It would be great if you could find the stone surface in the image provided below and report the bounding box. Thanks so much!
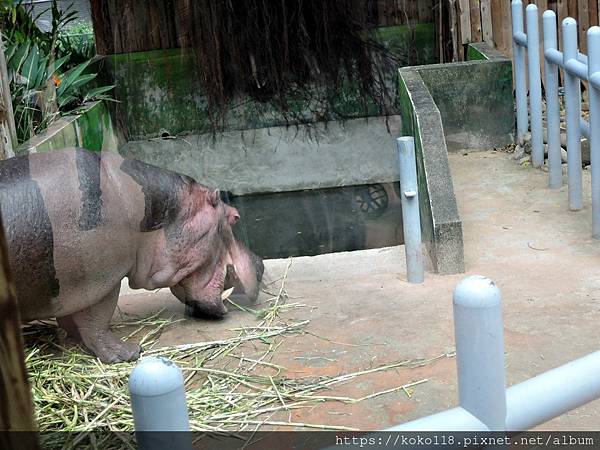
[398,69,464,275]
[118,150,600,431]
[121,116,403,195]
[415,59,514,152]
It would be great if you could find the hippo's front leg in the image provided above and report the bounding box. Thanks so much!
[56,286,141,363]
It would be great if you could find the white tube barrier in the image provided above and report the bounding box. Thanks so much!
[526,4,544,168]
[384,277,600,433]
[512,0,528,144]
[515,5,600,236]
[563,17,583,211]
[543,10,562,189]
[588,27,600,238]
[397,137,424,284]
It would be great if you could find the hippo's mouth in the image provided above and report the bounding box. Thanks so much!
[172,261,229,318]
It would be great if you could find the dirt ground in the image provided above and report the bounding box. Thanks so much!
[118,149,600,431]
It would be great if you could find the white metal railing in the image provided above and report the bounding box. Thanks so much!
[512,0,600,237]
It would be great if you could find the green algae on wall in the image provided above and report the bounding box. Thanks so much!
[101,24,435,140]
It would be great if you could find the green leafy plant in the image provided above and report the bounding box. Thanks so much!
[1,0,113,144]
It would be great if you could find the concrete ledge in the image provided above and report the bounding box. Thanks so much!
[398,70,464,275]
[120,115,402,195]
[396,42,513,275]
[17,101,119,155]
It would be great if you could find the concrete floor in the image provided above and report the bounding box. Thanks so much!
[118,150,600,431]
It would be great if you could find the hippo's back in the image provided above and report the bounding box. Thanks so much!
[0,153,61,309]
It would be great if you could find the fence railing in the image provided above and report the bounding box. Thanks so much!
[317,275,600,443]
[388,276,600,432]
[512,0,600,238]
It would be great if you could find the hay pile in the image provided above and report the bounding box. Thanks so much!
[23,270,447,449]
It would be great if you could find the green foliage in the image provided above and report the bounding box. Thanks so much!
[1,0,112,144]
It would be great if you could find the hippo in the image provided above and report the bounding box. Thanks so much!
[0,148,264,363]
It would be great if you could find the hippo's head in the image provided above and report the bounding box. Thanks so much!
[166,187,264,318]
[122,157,263,317]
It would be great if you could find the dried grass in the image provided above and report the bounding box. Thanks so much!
[24,262,451,449]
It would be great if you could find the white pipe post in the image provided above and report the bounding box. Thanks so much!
[453,276,507,430]
[512,0,529,144]
[544,11,562,188]
[588,27,600,238]
[397,137,424,284]
[563,17,583,210]
[129,356,193,450]
[526,4,544,168]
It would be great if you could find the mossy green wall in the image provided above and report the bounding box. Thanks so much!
[99,24,436,140]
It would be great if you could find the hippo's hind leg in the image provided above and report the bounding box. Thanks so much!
[56,286,141,363]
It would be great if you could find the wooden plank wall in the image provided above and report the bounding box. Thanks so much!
[456,0,600,59]
[90,0,436,55]
[376,0,434,25]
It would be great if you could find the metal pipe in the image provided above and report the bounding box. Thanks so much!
[563,17,583,210]
[397,137,424,284]
[388,351,600,433]
[387,407,489,432]
[512,0,528,144]
[544,47,563,66]
[544,11,562,188]
[348,277,600,437]
[591,72,600,90]
[514,31,528,47]
[564,58,589,81]
[589,26,600,238]
[505,351,600,430]
[580,117,590,139]
[453,275,507,430]
[129,356,192,450]
[544,49,589,70]
[526,4,544,167]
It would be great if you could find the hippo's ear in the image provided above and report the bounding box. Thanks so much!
[208,188,220,207]
[225,204,240,226]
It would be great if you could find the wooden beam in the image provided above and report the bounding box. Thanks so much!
[589,0,599,26]
[458,0,471,43]
[480,0,493,43]
[498,0,513,56]
[0,217,39,448]
[578,0,589,53]
[449,0,459,61]
[557,0,568,50]
[437,0,445,61]
[469,0,482,42]
[567,0,577,17]
[490,0,506,52]
[417,0,434,23]
[89,0,113,55]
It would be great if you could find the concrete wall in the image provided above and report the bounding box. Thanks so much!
[17,101,118,154]
[120,116,402,195]
[99,24,436,141]
[414,43,514,152]
[398,69,464,275]
[396,42,514,275]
